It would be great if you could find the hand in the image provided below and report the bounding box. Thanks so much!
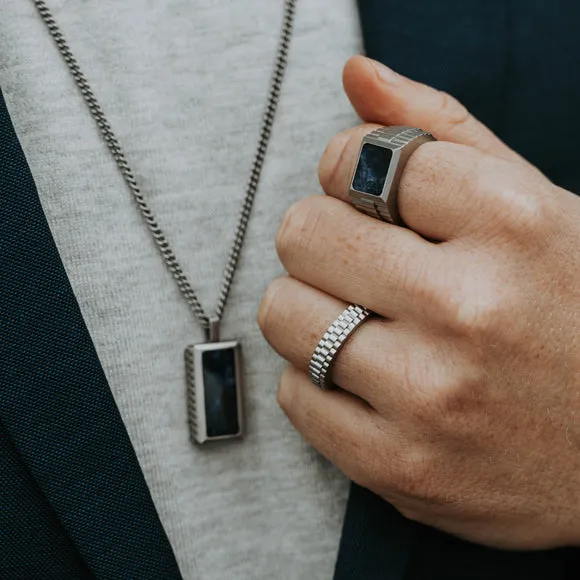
[258,55,580,550]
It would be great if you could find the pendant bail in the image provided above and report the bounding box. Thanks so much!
[208,316,221,342]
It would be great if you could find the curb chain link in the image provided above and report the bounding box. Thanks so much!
[33,0,297,331]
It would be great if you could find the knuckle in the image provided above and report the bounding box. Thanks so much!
[275,197,324,267]
[446,288,503,339]
[318,129,355,193]
[437,90,471,129]
[276,371,295,414]
[276,202,300,263]
[474,164,556,240]
[497,183,551,236]
[257,277,287,336]
[431,266,506,341]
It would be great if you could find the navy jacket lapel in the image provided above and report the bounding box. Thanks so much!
[0,419,92,578]
[0,88,182,579]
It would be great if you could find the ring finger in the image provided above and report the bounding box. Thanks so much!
[258,275,433,414]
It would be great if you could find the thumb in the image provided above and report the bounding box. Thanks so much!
[343,55,525,165]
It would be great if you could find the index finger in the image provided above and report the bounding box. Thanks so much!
[319,124,544,243]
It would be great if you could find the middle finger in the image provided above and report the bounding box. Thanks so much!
[276,194,439,320]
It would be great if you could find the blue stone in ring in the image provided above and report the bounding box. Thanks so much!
[352,143,393,196]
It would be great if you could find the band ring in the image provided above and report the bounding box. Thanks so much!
[308,304,371,390]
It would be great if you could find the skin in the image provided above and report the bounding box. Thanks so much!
[257,55,580,550]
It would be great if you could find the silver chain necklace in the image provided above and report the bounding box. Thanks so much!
[34,0,297,444]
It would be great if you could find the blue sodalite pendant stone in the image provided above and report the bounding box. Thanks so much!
[352,143,393,196]
[185,341,243,444]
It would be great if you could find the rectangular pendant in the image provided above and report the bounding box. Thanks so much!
[185,341,244,444]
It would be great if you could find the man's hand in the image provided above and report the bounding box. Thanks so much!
[258,56,580,549]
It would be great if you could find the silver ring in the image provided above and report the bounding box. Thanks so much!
[349,126,436,224]
[308,304,371,390]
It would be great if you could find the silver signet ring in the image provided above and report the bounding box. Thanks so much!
[349,126,436,225]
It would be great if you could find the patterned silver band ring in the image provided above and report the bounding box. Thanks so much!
[308,304,372,390]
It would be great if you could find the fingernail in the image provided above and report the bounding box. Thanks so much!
[370,58,400,85]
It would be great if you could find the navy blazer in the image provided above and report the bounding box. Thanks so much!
[1,1,580,578]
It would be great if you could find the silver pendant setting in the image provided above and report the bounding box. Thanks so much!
[185,338,244,445]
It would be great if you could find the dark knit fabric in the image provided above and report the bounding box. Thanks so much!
[0,88,182,579]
